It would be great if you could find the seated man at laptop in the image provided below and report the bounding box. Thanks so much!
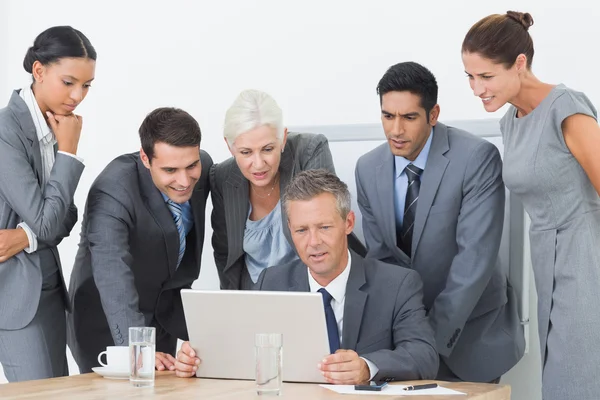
[175,169,438,383]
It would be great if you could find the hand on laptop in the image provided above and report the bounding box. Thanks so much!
[155,351,177,371]
[175,341,201,378]
[317,349,370,384]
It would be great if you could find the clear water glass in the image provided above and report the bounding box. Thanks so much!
[129,327,156,387]
[255,333,283,396]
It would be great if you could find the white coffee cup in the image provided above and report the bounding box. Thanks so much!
[98,346,129,371]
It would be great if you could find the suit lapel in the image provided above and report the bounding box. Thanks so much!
[137,156,179,276]
[288,262,310,292]
[412,123,450,255]
[8,90,43,185]
[223,164,249,272]
[278,144,295,245]
[342,252,368,350]
[190,175,207,268]
[375,147,411,265]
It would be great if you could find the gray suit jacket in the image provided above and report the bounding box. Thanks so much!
[67,151,212,372]
[210,133,336,290]
[0,90,83,330]
[355,123,525,382]
[255,251,439,381]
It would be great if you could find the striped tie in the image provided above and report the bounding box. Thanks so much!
[399,164,423,257]
[166,199,186,268]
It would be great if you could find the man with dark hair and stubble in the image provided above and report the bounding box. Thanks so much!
[355,62,525,383]
[67,107,213,373]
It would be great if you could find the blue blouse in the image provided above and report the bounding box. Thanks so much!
[243,201,298,283]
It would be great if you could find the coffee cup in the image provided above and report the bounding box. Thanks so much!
[98,346,129,371]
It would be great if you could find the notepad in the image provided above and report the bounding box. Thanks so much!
[320,384,467,396]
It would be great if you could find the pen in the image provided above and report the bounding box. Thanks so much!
[403,383,438,391]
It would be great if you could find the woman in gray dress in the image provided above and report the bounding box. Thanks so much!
[462,11,600,400]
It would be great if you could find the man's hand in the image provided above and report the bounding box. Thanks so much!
[175,341,201,378]
[0,228,29,262]
[155,351,177,371]
[318,349,370,384]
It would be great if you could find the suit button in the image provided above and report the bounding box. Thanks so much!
[116,334,122,339]
[447,342,452,348]
[117,338,124,345]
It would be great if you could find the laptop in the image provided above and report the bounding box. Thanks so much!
[181,289,330,383]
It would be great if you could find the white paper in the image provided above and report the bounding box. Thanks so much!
[320,384,467,396]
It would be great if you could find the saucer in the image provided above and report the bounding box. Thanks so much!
[92,366,129,379]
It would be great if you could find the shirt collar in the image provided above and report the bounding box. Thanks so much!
[161,192,177,204]
[19,85,53,144]
[160,191,192,209]
[307,250,351,303]
[394,127,434,179]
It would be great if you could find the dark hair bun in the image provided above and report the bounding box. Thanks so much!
[23,46,37,73]
[506,11,534,31]
[21,26,97,75]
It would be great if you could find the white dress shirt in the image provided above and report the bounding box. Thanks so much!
[307,251,380,379]
[16,85,84,252]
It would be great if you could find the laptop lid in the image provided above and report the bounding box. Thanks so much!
[181,289,330,383]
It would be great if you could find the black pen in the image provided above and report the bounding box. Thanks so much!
[403,383,438,391]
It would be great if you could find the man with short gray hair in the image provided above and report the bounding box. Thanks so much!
[175,169,438,383]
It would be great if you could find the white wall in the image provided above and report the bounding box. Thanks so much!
[1,1,599,397]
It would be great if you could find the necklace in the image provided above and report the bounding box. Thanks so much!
[251,174,279,199]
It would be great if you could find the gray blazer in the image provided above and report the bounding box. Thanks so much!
[210,132,336,290]
[355,123,525,382]
[255,250,439,381]
[67,151,212,372]
[0,90,83,330]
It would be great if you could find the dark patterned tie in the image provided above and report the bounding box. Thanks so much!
[318,288,340,354]
[166,199,186,268]
[399,164,423,257]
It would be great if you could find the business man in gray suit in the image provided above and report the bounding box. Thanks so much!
[355,62,525,383]
[68,107,212,373]
[175,169,438,382]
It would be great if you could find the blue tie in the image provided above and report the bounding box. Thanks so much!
[166,199,186,268]
[318,288,340,354]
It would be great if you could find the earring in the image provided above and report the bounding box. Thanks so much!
[281,149,284,153]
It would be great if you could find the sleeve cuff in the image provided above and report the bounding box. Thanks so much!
[57,150,84,164]
[360,357,379,381]
[17,222,38,253]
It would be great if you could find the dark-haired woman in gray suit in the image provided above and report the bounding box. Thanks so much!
[0,26,96,382]
[210,89,365,290]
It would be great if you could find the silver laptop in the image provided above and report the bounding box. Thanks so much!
[181,289,330,383]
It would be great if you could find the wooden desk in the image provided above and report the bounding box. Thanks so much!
[0,372,510,399]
